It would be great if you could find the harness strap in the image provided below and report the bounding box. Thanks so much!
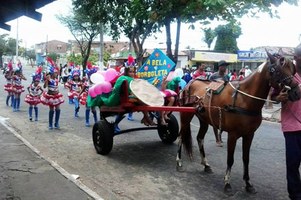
[207,90,222,135]
[224,105,261,116]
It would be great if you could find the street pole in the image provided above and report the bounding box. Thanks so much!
[16,18,19,60]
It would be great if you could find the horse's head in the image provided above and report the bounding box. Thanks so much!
[267,51,301,101]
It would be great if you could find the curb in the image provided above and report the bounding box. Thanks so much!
[0,116,104,200]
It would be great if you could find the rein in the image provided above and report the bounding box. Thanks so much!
[228,82,278,103]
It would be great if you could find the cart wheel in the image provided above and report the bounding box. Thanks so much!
[157,114,179,144]
[92,120,114,155]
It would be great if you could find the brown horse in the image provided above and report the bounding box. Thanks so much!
[176,52,301,194]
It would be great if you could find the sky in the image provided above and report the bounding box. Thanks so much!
[1,0,301,50]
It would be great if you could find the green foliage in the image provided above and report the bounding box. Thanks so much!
[47,52,60,63]
[202,28,216,49]
[0,34,18,68]
[25,49,36,61]
[57,2,102,73]
[214,22,242,53]
[66,53,82,66]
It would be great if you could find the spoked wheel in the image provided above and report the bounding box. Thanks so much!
[157,114,179,144]
[92,120,114,155]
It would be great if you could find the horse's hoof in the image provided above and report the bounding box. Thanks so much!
[224,183,234,196]
[204,166,213,173]
[176,165,184,172]
[245,185,257,194]
[216,142,223,147]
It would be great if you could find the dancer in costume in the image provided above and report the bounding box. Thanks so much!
[65,67,82,117]
[11,65,27,112]
[80,64,98,127]
[40,57,64,129]
[25,73,43,121]
[4,59,14,106]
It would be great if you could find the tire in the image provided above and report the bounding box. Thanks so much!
[158,114,179,144]
[92,120,114,155]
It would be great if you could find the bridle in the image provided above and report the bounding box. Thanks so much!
[228,56,296,104]
[268,56,295,88]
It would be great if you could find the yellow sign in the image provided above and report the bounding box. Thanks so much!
[193,52,237,62]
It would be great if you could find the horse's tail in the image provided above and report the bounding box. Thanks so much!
[180,113,193,157]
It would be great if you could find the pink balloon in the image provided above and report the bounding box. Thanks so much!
[101,81,112,93]
[94,83,103,95]
[105,68,118,82]
[88,85,97,98]
[98,70,106,77]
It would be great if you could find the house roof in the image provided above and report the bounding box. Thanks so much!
[0,0,55,31]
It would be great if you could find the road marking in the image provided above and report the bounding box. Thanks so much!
[0,115,104,200]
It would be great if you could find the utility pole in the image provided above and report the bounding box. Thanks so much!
[16,19,19,60]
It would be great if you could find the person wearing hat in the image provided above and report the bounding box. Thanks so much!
[11,66,27,112]
[271,43,301,200]
[65,68,83,117]
[41,57,65,129]
[209,60,230,82]
[208,60,230,147]
[24,73,43,121]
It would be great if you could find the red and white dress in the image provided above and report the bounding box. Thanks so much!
[25,84,42,106]
[4,76,13,92]
[79,81,90,105]
[65,80,82,99]
[40,78,64,106]
[11,75,25,94]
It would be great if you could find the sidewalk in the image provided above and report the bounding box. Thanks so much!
[0,117,102,200]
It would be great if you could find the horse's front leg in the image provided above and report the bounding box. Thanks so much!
[224,133,238,195]
[196,121,212,173]
[242,133,257,194]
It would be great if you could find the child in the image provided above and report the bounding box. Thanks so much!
[80,66,98,127]
[238,71,245,81]
[24,74,43,121]
[40,57,64,129]
[11,65,27,112]
[4,59,14,106]
[160,76,178,125]
[65,67,83,117]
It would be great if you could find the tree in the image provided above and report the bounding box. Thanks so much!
[214,22,242,53]
[202,28,216,50]
[0,34,17,68]
[150,0,298,63]
[25,49,36,67]
[71,0,157,67]
[57,2,102,75]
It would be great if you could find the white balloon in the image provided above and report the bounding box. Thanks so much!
[174,68,184,78]
[90,73,104,84]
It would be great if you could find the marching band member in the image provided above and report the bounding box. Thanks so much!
[65,67,83,117]
[80,64,98,127]
[24,73,43,121]
[11,64,26,112]
[4,59,14,107]
[41,57,64,129]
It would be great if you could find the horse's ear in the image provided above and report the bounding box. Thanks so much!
[266,49,276,63]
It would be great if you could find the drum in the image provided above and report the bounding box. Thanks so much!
[130,79,164,106]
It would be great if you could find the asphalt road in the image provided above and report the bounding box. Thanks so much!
[0,65,290,200]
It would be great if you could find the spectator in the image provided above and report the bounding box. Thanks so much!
[271,43,301,200]
[244,66,252,77]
